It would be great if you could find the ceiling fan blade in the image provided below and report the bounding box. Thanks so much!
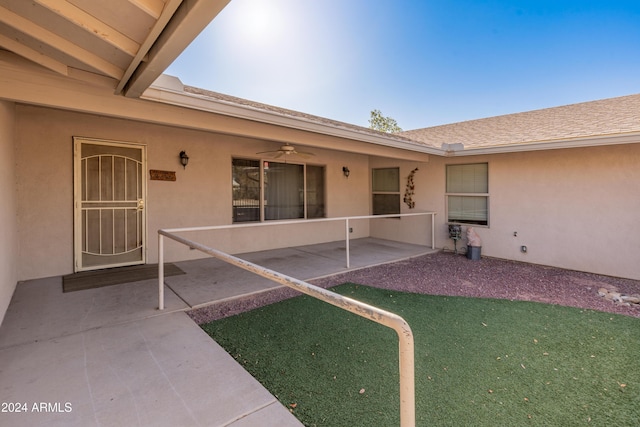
[257,144,315,159]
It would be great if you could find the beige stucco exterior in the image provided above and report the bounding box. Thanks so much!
[424,145,640,279]
[13,104,435,283]
[2,51,639,327]
[12,100,640,286]
[0,100,17,323]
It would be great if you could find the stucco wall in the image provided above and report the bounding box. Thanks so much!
[14,105,378,280]
[426,144,640,279]
[0,100,17,324]
[368,157,433,247]
[14,104,640,282]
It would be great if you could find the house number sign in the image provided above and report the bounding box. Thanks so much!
[149,170,176,181]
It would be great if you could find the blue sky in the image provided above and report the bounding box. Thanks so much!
[166,0,640,130]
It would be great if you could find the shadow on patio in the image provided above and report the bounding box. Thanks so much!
[0,238,435,426]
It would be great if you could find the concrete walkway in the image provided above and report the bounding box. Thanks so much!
[0,238,435,426]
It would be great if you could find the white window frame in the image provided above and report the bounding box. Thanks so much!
[445,163,489,226]
[372,167,401,215]
[232,158,325,223]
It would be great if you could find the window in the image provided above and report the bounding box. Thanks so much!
[232,159,260,222]
[372,167,400,215]
[306,165,325,219]
[446,163,489,225]
[264,162,304,220]
[232,158,325,222]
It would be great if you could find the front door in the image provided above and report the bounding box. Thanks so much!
[74,137,146,272]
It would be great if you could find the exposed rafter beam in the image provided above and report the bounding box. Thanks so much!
[115,0,183,95]
[0,33,68,75]
[35,0,140,57]
[0,4,124,80]
[123,0,231,98]
[129,0,165,19]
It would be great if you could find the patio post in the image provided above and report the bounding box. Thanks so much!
[431,212,435,249]
[345,218,351,268]
[158,234,164,310]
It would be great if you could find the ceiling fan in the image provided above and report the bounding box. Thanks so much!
[256,143,315,159]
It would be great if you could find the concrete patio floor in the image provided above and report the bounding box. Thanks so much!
[0,238,435,427]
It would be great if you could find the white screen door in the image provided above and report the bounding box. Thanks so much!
[74,137,146,272]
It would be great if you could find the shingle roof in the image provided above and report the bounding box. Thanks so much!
[182,85,418,143]
[180,81,640,155]
[400,93,640,150]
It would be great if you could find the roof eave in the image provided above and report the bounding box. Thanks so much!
[446,132,640,156]
[141,77,443,156]
[141,77,640,158]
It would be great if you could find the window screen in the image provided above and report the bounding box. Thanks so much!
[372,167,400,215]
[446,163,489,225]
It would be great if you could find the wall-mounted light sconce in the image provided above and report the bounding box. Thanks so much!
[342,166,350,178]
[179,151,189,169]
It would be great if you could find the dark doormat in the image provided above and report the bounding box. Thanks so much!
[62,263,185,293]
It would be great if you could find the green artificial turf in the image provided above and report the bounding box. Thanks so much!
[201,284,640,426]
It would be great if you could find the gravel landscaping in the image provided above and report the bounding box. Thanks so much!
[188,251,640,323]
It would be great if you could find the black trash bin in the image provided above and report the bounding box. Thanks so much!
[466,246,481,260]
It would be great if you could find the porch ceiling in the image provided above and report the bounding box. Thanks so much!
[0,0,229,97]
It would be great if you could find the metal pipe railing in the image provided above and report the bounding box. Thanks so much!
[158,229,416,427]
[161,211,436,269]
